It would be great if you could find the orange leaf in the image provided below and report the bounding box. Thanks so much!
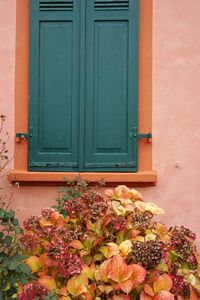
[38,275,57,290]
[82,264,95,280]
[112,295,131,300]
[140,291,154,300]
[67,274,88,297]
[153,274,173,293]
[107,256,133,283]
[100,243,119,258]
[93,236,104,247]
[116,279,135,294]
[102,214,114,229]
[153,291,174,300]
[99,258,111,281]
[144,284,155,297]
[69,240,84,249]
[130,264,146,288]
[98,284,114,294]
[60,286,68,296]
[126,229,140,240]
[25,256,42,273]
[189,286,199,300]
[39,218,53,227]
[105,189,114,198]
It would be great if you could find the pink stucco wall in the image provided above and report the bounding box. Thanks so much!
[0,1,200,242]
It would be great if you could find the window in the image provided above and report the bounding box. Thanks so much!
[28,0,139,172]
[9,0,156,184]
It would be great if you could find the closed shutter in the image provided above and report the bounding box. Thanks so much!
[28,0,80,171]
[84,0,138,171]
[28,0,138,172]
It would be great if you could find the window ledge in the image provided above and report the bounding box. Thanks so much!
[8,170,157,186]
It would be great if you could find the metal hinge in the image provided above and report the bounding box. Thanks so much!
[129,127,152,142]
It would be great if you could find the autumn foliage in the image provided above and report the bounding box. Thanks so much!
[19,185,200,300]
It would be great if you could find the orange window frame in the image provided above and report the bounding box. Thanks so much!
[8,0,156,185]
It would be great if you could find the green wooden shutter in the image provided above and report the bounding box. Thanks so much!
[28,0,80,171]
[29,0,138,172]
[84,0,139,172]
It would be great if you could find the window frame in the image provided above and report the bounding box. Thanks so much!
[8,0,156,185]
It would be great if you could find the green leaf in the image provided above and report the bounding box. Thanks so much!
[8,260,19,270]
[3,235,13,245]
[0,209,5,218]
[20,263,32,275]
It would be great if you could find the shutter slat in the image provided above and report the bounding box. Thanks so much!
[39,0,73,11]
[95,0,129,10]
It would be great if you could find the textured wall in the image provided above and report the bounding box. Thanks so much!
[0,0,200,243]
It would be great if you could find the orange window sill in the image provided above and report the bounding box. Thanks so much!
[8,170,157,186]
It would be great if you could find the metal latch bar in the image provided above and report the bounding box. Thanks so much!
[130,127,152,142]
[16,132,32,143]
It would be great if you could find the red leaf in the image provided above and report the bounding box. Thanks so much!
[112,295,131,300]
[93,236,104,247]
[140,291,154,300]
[130,264,146,288]
[153,291,174,300]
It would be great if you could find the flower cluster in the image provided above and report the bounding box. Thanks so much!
[18,282,48,300]
[20,233,39,251]
[59,253,84,277]
[131,240,163,269]
[65,191,108,221]
[19,185,200,300]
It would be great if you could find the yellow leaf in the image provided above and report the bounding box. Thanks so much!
[153,274,173,293]
[100,243,119,258]
[119,240,133,256]
[38,275,57,290]
[112,201,126,216]
[98,284,113,294]
[145,233,157,241]
[25,256,42,273]
[69,240,84,249]
[67,274,88,297]
[134,201,165,215]
[39,217,53,227]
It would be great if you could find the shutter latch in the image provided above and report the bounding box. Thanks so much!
[16,131,33,143]
[129,127,152,142]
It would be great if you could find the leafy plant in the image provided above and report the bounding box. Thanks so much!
[0,208,33,299]
[19,184,200,299]
[0,115,32,299]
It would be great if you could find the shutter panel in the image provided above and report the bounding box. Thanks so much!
[84,0,138,172]
[28,0,80,171]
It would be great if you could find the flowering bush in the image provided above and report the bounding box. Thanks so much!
[19,185,200,300]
